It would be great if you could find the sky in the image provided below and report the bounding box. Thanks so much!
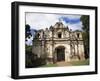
[26,12,82,31]
[25,12,82,45]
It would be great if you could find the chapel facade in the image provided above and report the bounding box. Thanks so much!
[32,22,85,64]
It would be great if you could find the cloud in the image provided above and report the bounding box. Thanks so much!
[59,17,80,24]
[25,37,33,45]
[68,22,82,30]
[26,13,59,30]
[26,13,82,31]
[58,15,82,30]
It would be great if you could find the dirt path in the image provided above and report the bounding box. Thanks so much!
[57,61,72,66]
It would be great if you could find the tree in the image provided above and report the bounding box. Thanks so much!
[25,24,32,40]
[80,15,89,59]
[25,24,33,67]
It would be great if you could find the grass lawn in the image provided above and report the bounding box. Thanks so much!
[69,59,89,66]
[41,59,89,67]
[41,63,58,67]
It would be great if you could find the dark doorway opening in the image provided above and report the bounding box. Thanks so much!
[56,46,65,61]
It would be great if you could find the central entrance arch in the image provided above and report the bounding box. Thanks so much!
[55,46,65,61]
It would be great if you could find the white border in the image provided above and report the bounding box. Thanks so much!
[19,5,95,76]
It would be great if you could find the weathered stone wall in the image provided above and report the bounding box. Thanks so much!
[32,22,85,63]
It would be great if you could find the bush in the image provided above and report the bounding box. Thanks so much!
[25,51,46,68]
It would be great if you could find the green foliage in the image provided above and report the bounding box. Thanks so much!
[25,45,32,52]
[80,15,89,59]
[25,45,46,68]
[80,15,89,32]
[25,24,32,41]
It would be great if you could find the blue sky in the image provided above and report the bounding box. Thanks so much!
[26,13,82,31]
[59,16,80,24]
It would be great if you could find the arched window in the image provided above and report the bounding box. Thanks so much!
[58,33,62,38]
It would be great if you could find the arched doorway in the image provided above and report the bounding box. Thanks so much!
[55,46,65,61]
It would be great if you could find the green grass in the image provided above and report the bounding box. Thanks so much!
[69,59,89,66]
[41,63,58,67]
[40,59,89,67]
